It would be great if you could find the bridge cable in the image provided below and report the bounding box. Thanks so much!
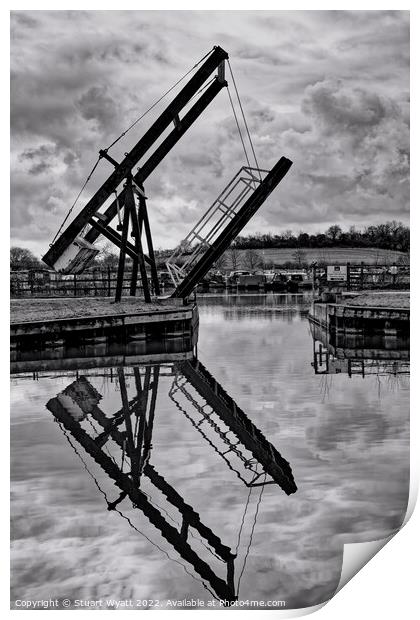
[235,484,253,555]
[104,47,214,152]
[50,156,101,246]
[227,86,252,171]
[236,473,267,594]
[227,60,262,181]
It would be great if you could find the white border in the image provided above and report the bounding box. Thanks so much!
[3,3,417,619]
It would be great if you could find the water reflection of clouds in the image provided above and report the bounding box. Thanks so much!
[196,303,409,605]
[10,302,409,608]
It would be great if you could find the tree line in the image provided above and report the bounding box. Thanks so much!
[232,222,409,253]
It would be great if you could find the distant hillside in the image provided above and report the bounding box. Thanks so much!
[229,247,408,269]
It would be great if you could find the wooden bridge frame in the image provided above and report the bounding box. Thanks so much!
[42,45,292,303]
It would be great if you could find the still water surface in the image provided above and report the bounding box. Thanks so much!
[10,294,409,609]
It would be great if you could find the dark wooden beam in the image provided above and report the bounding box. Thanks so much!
[99,149,120,168]
[114,198,130,302]
[126,177,151,302]
[137,187,160,296]
[88,218,152,265]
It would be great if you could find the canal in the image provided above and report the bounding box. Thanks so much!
[10,293,409,609]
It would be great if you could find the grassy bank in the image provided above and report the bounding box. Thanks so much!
[345,291,410,309]
[227,247,408,269]
[10,297,181,324]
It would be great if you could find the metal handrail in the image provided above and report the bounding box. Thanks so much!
[166,167,268,286]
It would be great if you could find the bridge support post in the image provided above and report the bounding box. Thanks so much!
[135,184,161,296]
[126,176,151,302]
[114,192,131,302]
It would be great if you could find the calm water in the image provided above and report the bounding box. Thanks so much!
[10,294,410,610]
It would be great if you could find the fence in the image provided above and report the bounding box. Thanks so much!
[10,268,171,298]
[10,262,410,298]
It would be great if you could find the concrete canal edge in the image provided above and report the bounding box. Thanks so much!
[11,302,199,347]
[309,299,409,336]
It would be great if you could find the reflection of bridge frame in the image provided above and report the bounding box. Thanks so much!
[46,358,296,603]
[309,320,409,377]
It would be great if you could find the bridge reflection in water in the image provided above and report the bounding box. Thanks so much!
[41,351,296,605]
[309,319,409,378]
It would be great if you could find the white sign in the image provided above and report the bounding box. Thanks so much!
[327,265,347,282]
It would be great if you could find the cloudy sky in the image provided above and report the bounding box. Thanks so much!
[10,10,409,259]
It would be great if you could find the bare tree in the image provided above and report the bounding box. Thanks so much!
[10,247,43,270]
[243,249,263,270]
[99,241,119,267]
[292,248,308,267]
[227,246,240,270]
[213,253,228,271]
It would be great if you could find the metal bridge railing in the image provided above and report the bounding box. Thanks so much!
[166,166,269,287]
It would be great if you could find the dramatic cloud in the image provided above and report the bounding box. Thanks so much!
[10,10,409,258]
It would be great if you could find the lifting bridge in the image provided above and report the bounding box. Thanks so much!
[42,46,292,301]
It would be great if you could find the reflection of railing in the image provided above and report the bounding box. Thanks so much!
[173,358,296,494]
[310,320,410,377]
[170,372,266,487]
